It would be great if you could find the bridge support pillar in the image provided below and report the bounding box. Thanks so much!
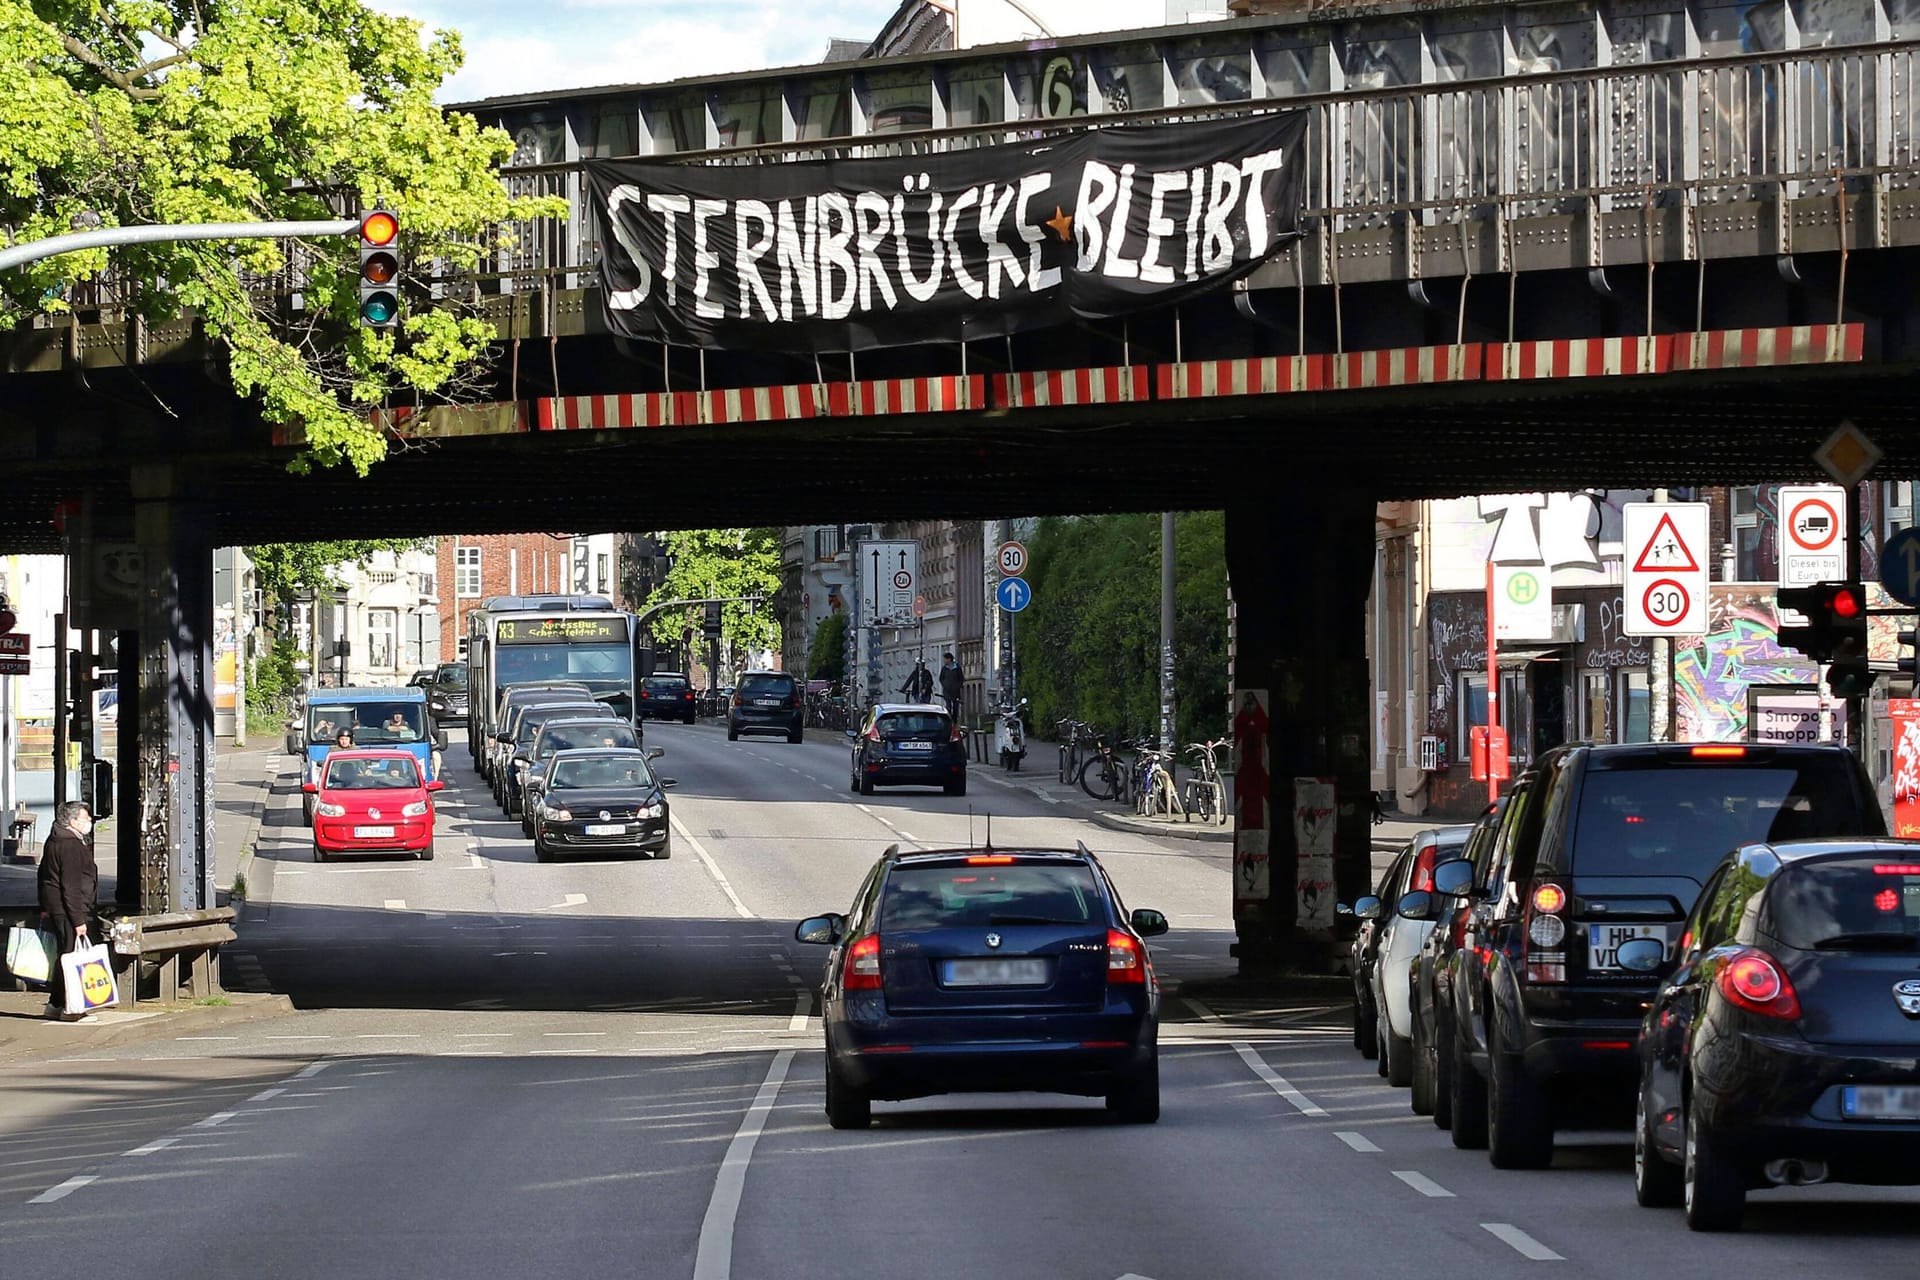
[131,467,216,914]
[1226,488,1375,975]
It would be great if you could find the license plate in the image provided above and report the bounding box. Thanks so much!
[895,741,934,751]
[352,825,395,839]
[942,958,1050,987]
[1588,923,1666,972]
[755,699,781,707]
[585,824,625,836]
[1842,1086,1920,1120]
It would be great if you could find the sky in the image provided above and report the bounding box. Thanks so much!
[374,1,1187,104]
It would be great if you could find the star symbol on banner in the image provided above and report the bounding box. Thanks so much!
[1046,206,1074,242]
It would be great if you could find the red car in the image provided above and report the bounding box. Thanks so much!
[303,748,443,862]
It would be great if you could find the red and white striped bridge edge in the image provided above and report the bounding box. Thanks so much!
[535,376,986,429]
[1485,335,1672,381]
[1484,324,1865,380]
[993,366,1149,408]
[1155,346,1482,399]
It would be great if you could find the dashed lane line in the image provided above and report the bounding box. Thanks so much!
[28,1175,96,1204]
[1334,1131,1381,1153]
[1481,1224,1564,1262]
[788,991,812,1033]
[693,1049,795,1280]
[1232,1043,1330,1117]
[1392,1170,1455,1198]
[672,813,754,919]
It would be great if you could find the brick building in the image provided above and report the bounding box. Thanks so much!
[435,533,622,663]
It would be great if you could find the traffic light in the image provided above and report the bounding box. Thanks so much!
[703,601,723,643]
[1900,629,1919,682]
[357,208,401,329]
[1820,583,1873,698]
[1776,584,1846,662]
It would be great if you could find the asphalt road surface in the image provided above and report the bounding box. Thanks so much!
[2,724,1916,1278]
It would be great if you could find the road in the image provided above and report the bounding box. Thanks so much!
[1,723,1916,1278]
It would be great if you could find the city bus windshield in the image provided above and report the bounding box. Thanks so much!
[495,643,630,688]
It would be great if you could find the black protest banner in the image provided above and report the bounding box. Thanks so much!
[586,112,1308,353]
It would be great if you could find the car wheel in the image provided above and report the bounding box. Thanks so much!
[1487,1024,1554,1170]
[1683,1090,1746,1231]
[1449,1023,1489,1149]
[849,768,860,793]
[533,839,551,864]
[1431,1015,1454,1131]
[417,846,435,861]
[302,793,316,825]
[1353,983,1377,1057]
[788,729,803,744]
[1375,1017,1390,1078]
[653,834,671,860]
[1105,1053,1160,1124]
[1385,1025,1414,1089]
[312,844,326,863]
[944,778,967,796]
[859,773,874,796]
[1410,1018,1434,1116]
[1635,1083,1684,1208]
[727,727,739,741]
[825,1059,871,1130]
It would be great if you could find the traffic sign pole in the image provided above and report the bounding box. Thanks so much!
[1485,560,1500,803]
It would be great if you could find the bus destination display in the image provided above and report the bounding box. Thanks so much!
[498,617,629,644]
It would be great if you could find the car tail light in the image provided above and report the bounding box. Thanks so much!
[731,694,742,708]
[1411,842,1439,893]
[1716,948,1801,1020]
[1874,864,1920,875]
[843,935,882,991]
[1523,879,1568,983]
[1691,745,1746,758]
[865,724,883,743]
[967,855,1013,865]
[402,801,429,818]
[950,723,964,743]
[1107,929,1147,984]
[640,691,650,699]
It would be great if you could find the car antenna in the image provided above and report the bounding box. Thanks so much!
[984,811,992,852]
[968,806,975,849]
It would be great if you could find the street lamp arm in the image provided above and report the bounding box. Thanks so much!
[634,595,767,631]
[0,218,361,273]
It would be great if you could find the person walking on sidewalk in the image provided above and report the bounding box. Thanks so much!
[938,653,964,721]
[900,659,933,704]
[37,802,98,1022]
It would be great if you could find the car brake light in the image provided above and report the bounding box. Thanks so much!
[865,724,883,742]
[1523,880,1568,983]
[950,724,964,743]
[1412,842,1439,893]
[1716,948,1801,1019]
[1874,865,1920,875]
[1107,929,1147,984]
[843,935,882,991]
[1691,745,1746,758]
[967,856,1014,865]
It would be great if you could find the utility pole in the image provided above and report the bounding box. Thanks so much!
[1160,512,1177,753]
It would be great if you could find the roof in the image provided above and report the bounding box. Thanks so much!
[1562,741,1854,768]
[875,702,949,713]
[892,843,1094,864]
[1755,838,1920,863]
[322,748,417,761]
[549,746,651,757]
[310,686,424,702]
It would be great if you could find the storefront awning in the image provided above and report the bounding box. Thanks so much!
[1496,648,1564,670]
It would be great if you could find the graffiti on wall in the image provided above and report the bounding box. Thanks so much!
[1427,592,1486,738]
[1674,588,1817,742]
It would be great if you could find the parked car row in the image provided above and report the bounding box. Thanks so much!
[1347,741,1920,1232]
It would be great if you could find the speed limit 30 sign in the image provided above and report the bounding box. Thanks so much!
[996,540,1029,577]
[1622,503,1708,636]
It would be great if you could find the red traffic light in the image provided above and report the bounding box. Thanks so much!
[360,210,399,247]
[1829,587,1862,619]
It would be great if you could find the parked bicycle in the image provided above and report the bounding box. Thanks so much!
[1077,732,1137,803]
[1057,718,1096,785]
[1134,742,1183,819]
[1181,739,1229,825]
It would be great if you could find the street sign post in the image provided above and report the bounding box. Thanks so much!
[1623,502,1710,636]
[996,577,1031,613]
[996,540,1029,577]
[1491,565,1553,640]
[858,539,919,624]
[1882,526,1920,609]
[0,633,29,676]
[1779,484,1847,586]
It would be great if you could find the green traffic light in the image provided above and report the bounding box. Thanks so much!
[360,291,398,326]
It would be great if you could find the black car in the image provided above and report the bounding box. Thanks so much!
[1421,742,1884,1169]
[1408,799,1505,1130]
[496,701,610,817]
[519,717,645,836]
[531,748,674,862]
[480,682,593,779]
[639,672,697,723]
[1342,843,1414,1064]
[728,670,802,743]
[427,662,468,727]
[849,703,967,796]
[1635,839,1920,1230]
[796,843,1167,1129]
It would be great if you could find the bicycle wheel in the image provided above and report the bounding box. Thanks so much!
[1059,744,1072,785]
[1079,756,1118,801]
[1153,769,1182,818]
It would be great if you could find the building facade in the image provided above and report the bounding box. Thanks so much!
[435,533,621,664]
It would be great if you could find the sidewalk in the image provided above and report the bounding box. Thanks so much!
[0,739,294,1061]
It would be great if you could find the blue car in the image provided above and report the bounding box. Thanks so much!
[796,843,1168,1129]
[290,686,442,824]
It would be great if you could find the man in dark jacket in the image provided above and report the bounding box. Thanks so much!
[900,660,933,704]
[37,802,97,1020]
[938,653,964,720]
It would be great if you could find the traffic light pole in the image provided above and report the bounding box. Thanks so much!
[0,219,361,273]
[1847,483,1864,763]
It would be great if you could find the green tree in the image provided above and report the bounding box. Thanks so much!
[650,528,783,659]
[1022,512,1229,749]
[0,0,565,473]
[808,611,848,682]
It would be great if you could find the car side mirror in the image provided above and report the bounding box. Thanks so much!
[846,728,858,739]
[1397,890,1437,921]
[425,779,445,792]
[1353,895,1382,920]
[1432,859,1476,898]
[435,730,448,750]
[1615,937,1668,973]
[1129,908,1169,938]
[795,914,845,945]
[646,747,665,760]
[301,782,318,794]
[660,778,678,789]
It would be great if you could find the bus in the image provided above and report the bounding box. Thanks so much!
[464,596,650,763]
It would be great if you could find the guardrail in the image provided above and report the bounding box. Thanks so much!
[104,906,236,1007]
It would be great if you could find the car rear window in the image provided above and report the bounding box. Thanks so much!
[1571,760,1866,881]
[645,676,689,693]
[881,862,1102,930]
[878,712,950,735]
[1766,857,1920,950]
[739,674,794,696]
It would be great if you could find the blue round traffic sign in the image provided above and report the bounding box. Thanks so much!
[996,576,1031,613]
[1882,525,1920,608]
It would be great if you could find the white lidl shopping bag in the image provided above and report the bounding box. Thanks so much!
[60,942,119,1014]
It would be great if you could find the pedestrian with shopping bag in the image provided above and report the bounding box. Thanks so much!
[38,802,100,1022]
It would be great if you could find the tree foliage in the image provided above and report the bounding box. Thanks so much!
[0,0,565,473]
[808,610,848,682]
[249,538,420,604]
[1021,512,1230,749]
[649,528,783,655]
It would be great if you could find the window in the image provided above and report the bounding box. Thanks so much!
[1617,669,1652,742]
[1731,485,1764,581]
[813,526,844,561]
[368,610,397,670]
[455,547,482,598]
[596,553,610,595]
[1458,672,1488,761]
[1578,672,1608,742]
[456,635,469,661]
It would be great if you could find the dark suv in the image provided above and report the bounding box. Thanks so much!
[1417,742,1883,1170]
[427,662,468,727]
[639,672,696,723]
[727,670,802,743]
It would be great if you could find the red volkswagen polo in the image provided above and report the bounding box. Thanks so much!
[304,748,442,862]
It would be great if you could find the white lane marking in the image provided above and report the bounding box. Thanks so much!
[1184,997,1224,1023]
[672,813,754,919]
[693,1049,795,1280]
[534,893,590,911]
[1232,1043,1329,1117]
[192,1111,238,1129]
[1392,1170,1455,1198]
[175,1036,239,1042]
[292,1061,333,1080]
[1335,1131,1381,1153]
[788,991,812,1032]
[354,1034,419,1040]
[249,1088,286,1103]
[28,1175,96,1204]
[384,899,407,910]
[542,1032,607,1038]
[123,1137,180,1157]
[265,1035,331,1041]
[1481,1224,1564,1261]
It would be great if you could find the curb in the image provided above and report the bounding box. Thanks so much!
[225,753,284,905]
[0,992,297,1064]
[970,765,1236,845]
